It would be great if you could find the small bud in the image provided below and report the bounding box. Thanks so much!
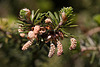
[57,40,63,56]
[22,39,33,50]
[47,35,52,40]
[45,35,52,43]
[18,26,25,37]
[27,31,35,39]
[18,26,23,32]
[45,18,52,23]
[39,27,46,35]
[69,38,77,50]
[20,8,31,19]
[18,29,23,32]
[55,34,59,39]
[61,12,67,22]
[34,25,40,34]
[48,43,55,58]
[20,33,25,37]
[45,26,51,30]
[58,32,64,40]
[39,30,45,35]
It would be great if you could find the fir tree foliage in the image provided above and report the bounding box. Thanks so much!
[17,7,78,57]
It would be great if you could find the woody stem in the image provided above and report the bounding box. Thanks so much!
[54,21,63,31]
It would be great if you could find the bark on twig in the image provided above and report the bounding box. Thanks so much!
[81,46,100,52]
[85,27,100,36]
[54,21,63,31]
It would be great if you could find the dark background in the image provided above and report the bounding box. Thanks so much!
[0,0,100,67]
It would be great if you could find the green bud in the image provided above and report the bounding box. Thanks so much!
[20,8,31,19]
[61,12,67,22]
[60,7,73,22]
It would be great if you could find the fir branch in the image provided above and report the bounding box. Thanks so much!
[17,7,78,58]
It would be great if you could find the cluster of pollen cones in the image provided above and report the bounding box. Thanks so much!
[18,8,77,58]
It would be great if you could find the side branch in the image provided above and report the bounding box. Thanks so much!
[81,46,100,52]
[54,21,63,31]
[85,27,100,36]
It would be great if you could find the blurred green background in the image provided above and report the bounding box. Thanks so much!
[0,0,100,67]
